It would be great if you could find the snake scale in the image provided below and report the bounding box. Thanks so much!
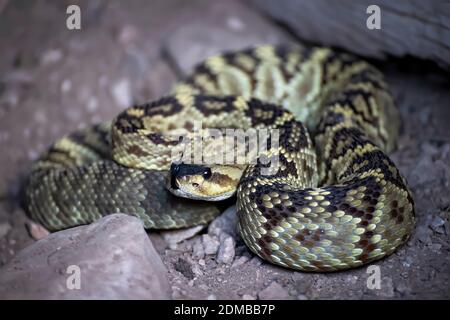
[25,45,415,272]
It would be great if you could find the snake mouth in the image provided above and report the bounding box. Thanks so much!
[168,185,235,201]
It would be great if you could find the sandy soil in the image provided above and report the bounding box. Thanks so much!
[0,0,449,299]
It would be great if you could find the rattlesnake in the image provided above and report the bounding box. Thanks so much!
[26,45,415,271]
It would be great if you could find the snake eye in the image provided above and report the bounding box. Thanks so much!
[202,168,212,180]
[192,183,199,188]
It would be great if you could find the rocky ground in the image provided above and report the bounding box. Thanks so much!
[0,0,449,299]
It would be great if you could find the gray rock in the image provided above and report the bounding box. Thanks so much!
[409,154,448,188]
[192,238,205,259]
[430,243,442,252]
[231,256,249,269]
[110,78,132,108]
[40,49,63,65]
[164,1,291,75]
[374,277,395,298]
[430,216,445,233]
[242,294,256,300]
[250,256,263,266]
[292,274,313,294]
[208,205,238,239]
[258,281,291,300]
[416,225,432,244]
[202,234,220,255]
[0,222,11,238]
[395,281,411,295]
[402,256,414,268]
[161,225,205,249]
[0,214,170,299]
[26,221,50,240]
[252,0,450,68]
[216,234,235,264]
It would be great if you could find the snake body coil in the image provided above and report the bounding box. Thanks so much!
[26,45,415,271]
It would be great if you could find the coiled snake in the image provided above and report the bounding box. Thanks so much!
[25,45,415,271]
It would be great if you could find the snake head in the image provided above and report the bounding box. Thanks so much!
[167,162,243,201]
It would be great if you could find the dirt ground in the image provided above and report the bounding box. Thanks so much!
[0,0,449,299]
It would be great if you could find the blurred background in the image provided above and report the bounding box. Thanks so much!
[0,0,449,299]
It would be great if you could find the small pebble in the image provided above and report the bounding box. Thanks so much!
[111,78,132,108]
[0,223,12,239]
[216,234,235,264]
[258,281,291,300]
[61,79,72,93]
[202,234,220,255]
[41,49,63,65]
[208,205,238,239]
[430,216,445,233]
[26,222,50,240]
[231,255,249,268]
[192,238,205,259]
[161,225,204,247]
[250,256,263,266]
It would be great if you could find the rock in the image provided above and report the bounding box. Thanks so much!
[409,154,447,187]
[250,256,263,266]
[60,79,72,93]
[374,277,395,298]
[192,238,205,259]
[395,281,410,295]
[292,274,313,294]
[430,216,445,233]
[430,243,442,252]
[26,221,50,240]
[208,205,238,239]
[191,263,203,277]
[216,234,235,264]
[116,24,140,48]
[171,286,185,299]
[252,0,450,69]
[242,294,256,300]
[110,78,132,108]
[0,222,11,239]
[202,234,220,255]
[415,225,432,244]
[402,256,414,268]
[207,294,217,300]
[164,0,291,75]
[258,281,291,300]
[40,49,63,65]
[231,256,249,269]
[0,214,170,299]
[161,225,205,249]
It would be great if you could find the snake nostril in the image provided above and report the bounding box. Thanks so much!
[170,163,180,176]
